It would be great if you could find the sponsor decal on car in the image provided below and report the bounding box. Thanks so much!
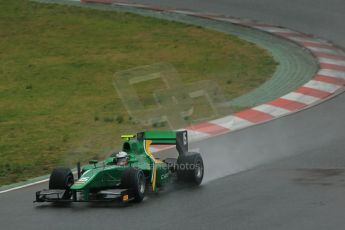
[75,177,90,184]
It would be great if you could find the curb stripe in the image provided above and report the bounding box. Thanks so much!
[308,47,340,55]
[318,69,345,79]
[209,115,253,130]
[314,75,345,85]
[187,122,229,135]
[303,80,342,93]
[281,92,319,105]
[302,41,335,49]
[235,109,274,123]
[320,63,345,72]
[314,52,345,60]
[252,104,291,117]
[268,98,307,111]
[318,58,345,66]
[288,36,325,44]
[185,129,210,141]
[295,86,331,98]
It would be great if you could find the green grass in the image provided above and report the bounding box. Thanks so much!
[0,0,276,185]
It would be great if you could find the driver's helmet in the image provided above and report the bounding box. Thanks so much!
[116,151,128,166]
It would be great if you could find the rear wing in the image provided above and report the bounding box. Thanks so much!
[136,131,188,155]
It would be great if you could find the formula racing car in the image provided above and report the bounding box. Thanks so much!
[35,130,204,203]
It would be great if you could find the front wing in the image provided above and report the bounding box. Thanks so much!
[35,188,131,203]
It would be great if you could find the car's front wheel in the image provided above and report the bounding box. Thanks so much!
[49,167,74,199]
[121,168,146,202]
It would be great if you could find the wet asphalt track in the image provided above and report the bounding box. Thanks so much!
[1,0,345,229]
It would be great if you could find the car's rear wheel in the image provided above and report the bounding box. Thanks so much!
[121,168,146,202]
[177,152,204,185]
[49,167,74,199]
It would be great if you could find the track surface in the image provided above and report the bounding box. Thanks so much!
[1,0,345,229]
[127,0,345,48]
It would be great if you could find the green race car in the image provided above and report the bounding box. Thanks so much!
[35,130,204,203]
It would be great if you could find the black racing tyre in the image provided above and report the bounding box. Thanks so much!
[177,152,204,185]
[121,168,146,202]
[49,167,74,199]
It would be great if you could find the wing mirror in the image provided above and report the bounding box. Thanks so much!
[89,159,98,167]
